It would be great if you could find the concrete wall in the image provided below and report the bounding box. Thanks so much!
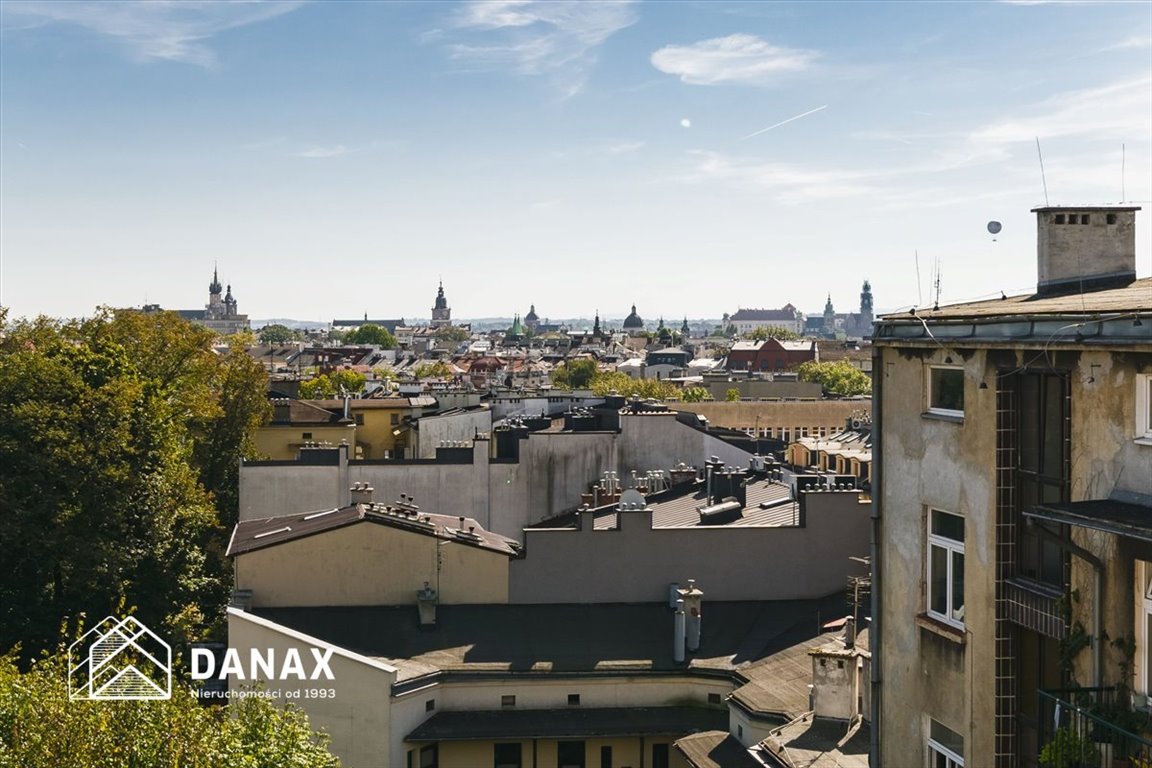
[235,523,509,607]
[253,424,356,460]
[240,415,753,540]
[615,412,750,474]
[226,609,396,768]
[510,491,870,603]
[702,379,824,400]
[876,346,998,767]
[413,408,492,459]
[435,738,679,768]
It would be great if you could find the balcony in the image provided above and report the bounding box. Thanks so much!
[1039,688,1152,767]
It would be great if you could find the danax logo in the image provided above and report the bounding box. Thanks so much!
[69,616,172,701]
[190,647,335,681]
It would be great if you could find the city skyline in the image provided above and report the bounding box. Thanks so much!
[2,1,1150,322]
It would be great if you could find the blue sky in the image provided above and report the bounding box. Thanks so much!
[2,0,1149,324]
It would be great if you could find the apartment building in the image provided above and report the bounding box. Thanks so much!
[872,205,1151,766]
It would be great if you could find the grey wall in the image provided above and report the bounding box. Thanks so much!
[413,408,492,458]
[239,413,752,540]
[509,490,870,603]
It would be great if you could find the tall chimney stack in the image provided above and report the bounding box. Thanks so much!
[1032,205,1140,296]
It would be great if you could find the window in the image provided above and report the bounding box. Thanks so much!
[302,432,313,440]
[1014,372,1069,585]
[567,693,580,706]
[599,746,612,768]
[1137,374,1152,443]
[927,509,965,628]
[652,743,670,768]
[501,694,516,708]
[391,414,400,425]
[1140,561,1152,705]
[1055,214,1066,224]
[1107,213,1118,225]
[927,367,964,417]
[927,719,964,767]
[425,698,435,712]
[557,741,585,768]
[1081,214,1090,225]
[708,692,722,704]
[354,414,364,425]
[494,743,522,768]
[419,744,439,768]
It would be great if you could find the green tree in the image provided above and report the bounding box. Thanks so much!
[434,325,470,343]
[0,647,340,767]
[412,361,453,379]
[743,325,800,341]
[345,323,396,348]
[725,388,742,401]
[797,360,873,396]
[0,309,269,659]
[551,358,599,389]
[258,324,301,344]
[299,369,367,399]
[589,372,679,400]
[681,387,711,402]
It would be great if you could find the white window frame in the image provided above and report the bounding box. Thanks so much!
[927,509,965,629]
[926,365,965,417]
[1136,374,1152,445]
[927,719,964,768]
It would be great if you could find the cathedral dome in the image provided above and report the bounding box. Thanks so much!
[622,304,644,329]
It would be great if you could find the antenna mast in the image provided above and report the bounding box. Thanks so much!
[933,258,942,311]
[1035,137,1050,206]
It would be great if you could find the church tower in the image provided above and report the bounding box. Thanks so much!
[859,279,874,330]
[207,265,224,316]
[822,294,836,333]
[431,281,451,328]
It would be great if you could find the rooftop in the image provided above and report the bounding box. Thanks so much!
[674,730,762,768]
[251,594,845,686]
[533,476,805,531]
[880,277,1151,322]
[227,505,521,558]
[759,715,870,768]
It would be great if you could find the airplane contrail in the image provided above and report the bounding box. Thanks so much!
[741,105,828,140]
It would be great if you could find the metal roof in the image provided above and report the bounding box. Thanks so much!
[407,706,727,742]
[227,505,521,557]
[1025,499,1152,543]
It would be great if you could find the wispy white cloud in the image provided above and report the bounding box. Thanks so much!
[968,76,1152,145]
[650,33,818,86]
[0,0,305,67]
[604,140,645,154]
[444,0,638,97]
[294,145,350,159]
[1103,35,1152,51]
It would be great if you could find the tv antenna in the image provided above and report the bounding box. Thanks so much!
[1035,137,1050,206]
[932,258,942,311]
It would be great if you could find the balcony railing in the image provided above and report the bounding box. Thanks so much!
[1039,688,1152,767]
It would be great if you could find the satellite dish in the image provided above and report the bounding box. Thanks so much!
[987,221,1002,235]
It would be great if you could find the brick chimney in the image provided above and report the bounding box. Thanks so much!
[1032,206,1140,296]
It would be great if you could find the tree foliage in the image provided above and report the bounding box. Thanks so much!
[725,388,742,401]
[550,358,599,389]
[412,361,453,380]
[433,325,470,343]
[589,372,679,400]
[0,309,270,659]
[345,323,396,348]
[298,369,366,399]
[257,324,302,344]
[0,647,340,768]
[797,360,873,396]
[681,387,711,402]
[743,325,800,341]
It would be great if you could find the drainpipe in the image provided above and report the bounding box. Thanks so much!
[1027,519,1105,687]
[869,344,882,768]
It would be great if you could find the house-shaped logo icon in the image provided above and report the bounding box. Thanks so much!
[68,616,172,700]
